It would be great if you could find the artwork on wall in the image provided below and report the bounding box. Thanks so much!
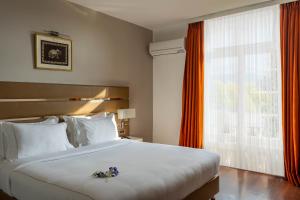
[35,33,72,71]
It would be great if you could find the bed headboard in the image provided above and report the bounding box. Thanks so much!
[0,81,129,135]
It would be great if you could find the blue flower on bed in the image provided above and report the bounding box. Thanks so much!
[93,167,119,178]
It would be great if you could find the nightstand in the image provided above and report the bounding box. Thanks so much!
[122,136,143,142]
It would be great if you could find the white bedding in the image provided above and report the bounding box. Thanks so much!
[0,140,220,200]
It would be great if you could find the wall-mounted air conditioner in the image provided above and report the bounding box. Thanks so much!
[149,38,185,56]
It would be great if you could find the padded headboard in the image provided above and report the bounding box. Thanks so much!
[0,81,129,135]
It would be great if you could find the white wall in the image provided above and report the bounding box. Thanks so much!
[153,53,185,145]
[153,23,187,42]
[152,21,187,145]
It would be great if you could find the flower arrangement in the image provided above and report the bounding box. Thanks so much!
[93,167,119,178]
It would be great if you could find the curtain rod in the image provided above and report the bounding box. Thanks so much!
[155,0,297,29]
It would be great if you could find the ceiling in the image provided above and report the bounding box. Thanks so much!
[67,0,269,30]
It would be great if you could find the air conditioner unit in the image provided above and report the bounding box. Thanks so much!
[149,38,185,56]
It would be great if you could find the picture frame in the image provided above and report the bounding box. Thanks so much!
[35,33,72,71]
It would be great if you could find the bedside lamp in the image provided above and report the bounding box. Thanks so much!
[117,109,136,129]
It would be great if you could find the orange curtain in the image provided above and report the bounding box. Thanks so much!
[280,1,300,187]
[179,22,204,148]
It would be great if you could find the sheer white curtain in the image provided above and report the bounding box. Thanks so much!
[204,5,284,176]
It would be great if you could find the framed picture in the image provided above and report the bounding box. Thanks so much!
[35,33,72,71]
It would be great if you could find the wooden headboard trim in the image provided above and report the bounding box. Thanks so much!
[0,81,128,99]
[0,82,129,120]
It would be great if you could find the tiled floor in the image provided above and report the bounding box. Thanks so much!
[216,167,300,200]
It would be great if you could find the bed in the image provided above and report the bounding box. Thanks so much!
[0,82,220,200]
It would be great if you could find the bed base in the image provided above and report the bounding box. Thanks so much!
[0,190,16,200]
[184,176,219,200]
[0,176,219,200]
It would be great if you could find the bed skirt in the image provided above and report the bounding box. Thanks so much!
[0,176,219,200]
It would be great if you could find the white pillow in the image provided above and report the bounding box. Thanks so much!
[1,117,59,160]
[63,112,107,147]
[6,123,73,160]
[76,114,119,146]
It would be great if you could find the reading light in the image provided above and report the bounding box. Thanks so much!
[117,108,136,129]
[117,109,136,119]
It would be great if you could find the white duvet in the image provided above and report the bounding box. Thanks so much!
[0,140,220,200]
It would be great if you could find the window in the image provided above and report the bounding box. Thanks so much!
[204,5,283,176]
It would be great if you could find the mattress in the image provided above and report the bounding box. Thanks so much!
[0,140,220,200]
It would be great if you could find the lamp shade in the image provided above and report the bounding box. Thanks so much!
[117,109,136,119]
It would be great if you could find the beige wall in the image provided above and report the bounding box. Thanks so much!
[0,0,153,141]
